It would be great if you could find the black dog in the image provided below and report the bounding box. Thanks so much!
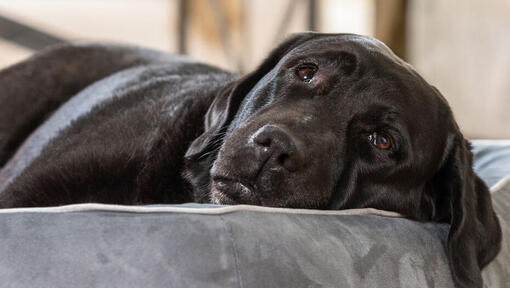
[0,33,501,287]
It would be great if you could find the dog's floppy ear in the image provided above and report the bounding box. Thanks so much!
[183,32,318,201]
[432,133,501,287]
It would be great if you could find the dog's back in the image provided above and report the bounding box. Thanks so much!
[0,43,234,207]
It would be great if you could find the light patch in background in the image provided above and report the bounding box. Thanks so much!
[0,39,32,68]
[244,0,309,71]
[0,0,374,72]
[408,0,510,138]
[0,0,175,57]
[319,0,375,36]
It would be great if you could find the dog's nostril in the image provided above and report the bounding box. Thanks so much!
[277,153,301,172]
[277,153,289,166]
[251,125,304,172]
[253,126,279,149]
[254,136,271,148]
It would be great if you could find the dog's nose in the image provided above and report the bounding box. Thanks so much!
[252,125,304,172]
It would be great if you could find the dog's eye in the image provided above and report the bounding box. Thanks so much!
[368,132,392,150]
[296,64,317,82]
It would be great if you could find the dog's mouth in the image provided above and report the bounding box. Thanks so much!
[210,177,261,205]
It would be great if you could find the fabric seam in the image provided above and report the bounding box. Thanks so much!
[219,215,243,288]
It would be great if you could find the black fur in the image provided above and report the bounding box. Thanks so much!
[0,34,501,287]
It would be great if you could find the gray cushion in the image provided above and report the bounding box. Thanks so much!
[472,140,510,189]
[483,181,510,287]
[0,140,509,287]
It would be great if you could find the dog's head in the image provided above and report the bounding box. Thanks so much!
[184,33,500,287]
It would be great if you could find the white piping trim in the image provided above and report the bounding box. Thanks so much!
[1,174,507,216]
[491,175,510,194]
[0,203,404,218]
[1,174,508,215]
[0,174,507,215]
[470,139,510,146]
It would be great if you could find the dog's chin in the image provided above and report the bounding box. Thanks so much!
[209,189,238,205]
[209,178,261,205]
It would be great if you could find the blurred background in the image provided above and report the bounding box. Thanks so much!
[0,0,508,138]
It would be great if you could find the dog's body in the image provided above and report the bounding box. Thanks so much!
[0,33,502,287]
[0,43,234,206]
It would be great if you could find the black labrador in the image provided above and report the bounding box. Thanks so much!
[0,33,501,287]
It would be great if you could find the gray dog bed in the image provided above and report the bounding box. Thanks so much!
[0,140,509,287]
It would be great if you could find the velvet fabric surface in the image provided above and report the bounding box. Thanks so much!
[0,140,508,288]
